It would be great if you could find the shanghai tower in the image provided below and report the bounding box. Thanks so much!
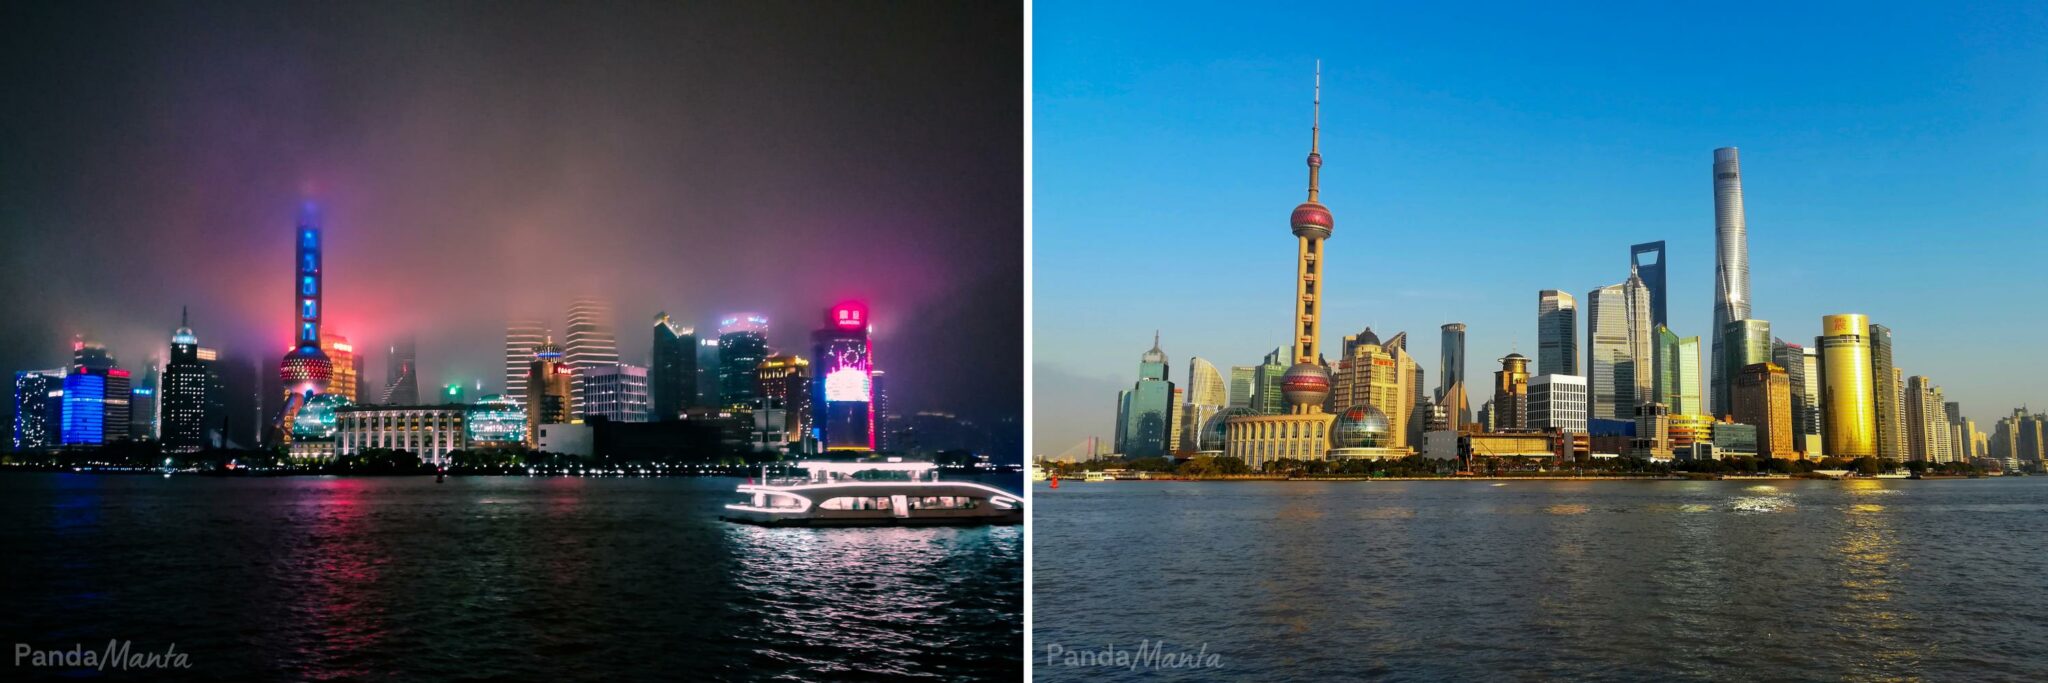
[1710,147,1750,418]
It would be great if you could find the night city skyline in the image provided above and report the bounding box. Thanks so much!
[1,2,1023,437]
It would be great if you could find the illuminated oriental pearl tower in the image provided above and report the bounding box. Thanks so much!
[277,203,333,434]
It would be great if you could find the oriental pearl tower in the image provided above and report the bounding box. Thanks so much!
[1222,63,1343,469]
[276,203,333,440]
[1280,63,1332,415]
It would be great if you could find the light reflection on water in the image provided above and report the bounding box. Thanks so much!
[1036,477,2048,681]
[0,474,1021,680]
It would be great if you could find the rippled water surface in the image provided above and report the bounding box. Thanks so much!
[0,473,1021,681]
[1033,478,2048,681]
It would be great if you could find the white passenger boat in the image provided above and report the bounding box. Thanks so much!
[721,461,1023,527]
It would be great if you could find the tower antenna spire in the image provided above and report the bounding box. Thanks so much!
[1308,59,1322,202]
[181,305,188,327]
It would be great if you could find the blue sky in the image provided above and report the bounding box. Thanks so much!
[1032,1,2048,455]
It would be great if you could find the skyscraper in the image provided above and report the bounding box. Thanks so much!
[565,297,618,418]
[1491,353,1531,431]
[1801,346,1824,456]
[1438,323,1469,429]
[582,363,650,423]
[132,364,159,441]
[1710,147,1752,422]
[62,338,128,445]
[1653,325,1703,416]
[1586,270,1651,421]
[1537,290,1578,376]
[757,354,811,445]
[1116,333,1175,457]
[1904,376,1954,462]
[1528,374,1587,435]
[1869,323,1903,461]
[524,339,572,447]
[1773,339,1820,456]
[277,203,334,439]
[13,369,65,450]
[1718,319,1772,418]
[812,302,874,451]
[650,313,696,421]
[1331,328,1411,449]
[1181,356,1227,451]
[869,369,892,450]
[321,333,358,403]
[717,314,770,410]
[1251,348,1286,414]
[1817,314,1878,458]
[1227,366,1255,409]
[1629,241,1668,329]
[61,371,106,446]
[1734,362,1795,459]
[504,319,546,404]
[382,336,418,405]
[696,338,721,408]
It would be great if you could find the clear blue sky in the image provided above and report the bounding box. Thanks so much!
[1033,1,2048,455]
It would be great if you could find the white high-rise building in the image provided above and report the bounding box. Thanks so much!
[565,298,619,418]
[1529,374,1587,434]
[583,363,650,423]
[1181,357,1227,451]
[504,319,546,404]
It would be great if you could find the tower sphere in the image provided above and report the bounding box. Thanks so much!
[1280,362,1331,407]
[1291,201,1333,239]
[280,345,333,396]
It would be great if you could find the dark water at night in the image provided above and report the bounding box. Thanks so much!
[0,473,1021,681]
[1033,478,2048,681]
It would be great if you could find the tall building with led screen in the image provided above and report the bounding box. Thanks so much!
[812,302,873,450]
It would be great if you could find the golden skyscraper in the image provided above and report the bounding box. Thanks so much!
[320,333,357,402]
[1734,362,1795,459]
[1817,314,1877,457]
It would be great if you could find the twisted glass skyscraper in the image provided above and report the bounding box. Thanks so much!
[1711,147,1751,419]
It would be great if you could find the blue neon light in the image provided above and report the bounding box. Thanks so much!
[61,374,105,446]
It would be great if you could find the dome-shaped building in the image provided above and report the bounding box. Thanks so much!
[291,393,353,440]
[467,394,528,447]
[1201,407,1262,452]
[1327,403,1409,461]
[1332,404,1393,449]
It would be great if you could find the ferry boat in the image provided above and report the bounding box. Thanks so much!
[1083,471,1108,483]
[721,461,1023,527]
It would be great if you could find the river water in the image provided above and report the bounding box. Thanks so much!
[0,473,1021,680]
[1032,477,2048,681]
